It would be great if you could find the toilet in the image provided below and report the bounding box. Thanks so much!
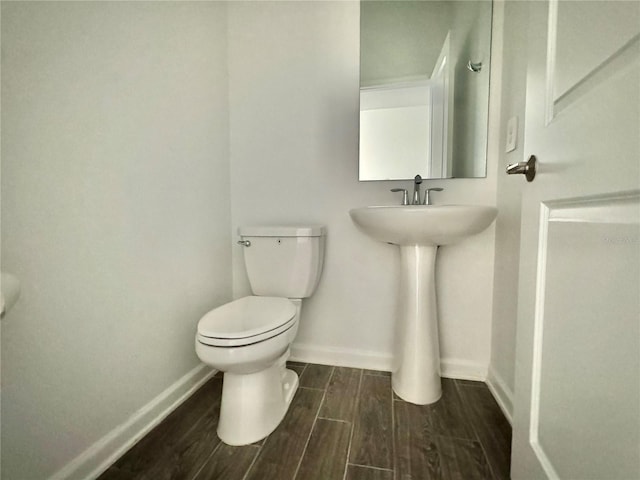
[195,225,326,446]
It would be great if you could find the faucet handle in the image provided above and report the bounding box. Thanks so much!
[422,187,444,205]
[390,188,409,205]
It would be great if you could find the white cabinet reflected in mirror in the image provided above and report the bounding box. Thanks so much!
[359,1,492,181]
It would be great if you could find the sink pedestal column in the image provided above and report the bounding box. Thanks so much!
[392,245,442,404]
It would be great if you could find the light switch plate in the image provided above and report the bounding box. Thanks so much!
[506,116,518,153]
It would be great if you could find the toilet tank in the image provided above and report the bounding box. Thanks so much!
[239,225,326,298]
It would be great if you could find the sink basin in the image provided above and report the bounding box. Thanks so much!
[349,205,498,246]
[349,204,497,405]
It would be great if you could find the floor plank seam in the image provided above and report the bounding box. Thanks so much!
[347,462,395,472]
[295,363,308,380]
[390,376,397,480]
[454,382,499,480]
[241,441,265,480]
[342,369,364,480]
[453,380,483,443]
[473,439,499,480]
[190,438,223,480]
[316,416,350,424]
[467,416,485,444]
[292,366,333,480]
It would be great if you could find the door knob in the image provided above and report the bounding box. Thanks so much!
[506,155,536,182]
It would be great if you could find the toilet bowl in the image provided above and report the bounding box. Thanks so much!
[196,296,301,445]
[195,225,325,446]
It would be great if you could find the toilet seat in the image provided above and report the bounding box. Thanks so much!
[197,296,296,348]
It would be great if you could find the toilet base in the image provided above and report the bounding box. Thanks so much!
[217,354,298,446]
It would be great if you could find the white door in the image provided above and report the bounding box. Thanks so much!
[511,1,640,479]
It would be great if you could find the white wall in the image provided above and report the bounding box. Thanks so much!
[1,2,231,478]
[228,1,500,379]
[489,0,530,420]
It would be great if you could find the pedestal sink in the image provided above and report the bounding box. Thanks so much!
[349,205,497,404]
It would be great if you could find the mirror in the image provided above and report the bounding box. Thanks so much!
[359,1,492,180]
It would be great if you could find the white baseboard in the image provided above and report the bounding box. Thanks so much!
[290,342,393,371]
[50,364,216,480]
[290,342,488,382]
[440,358,488,381]
[486,366,514,425]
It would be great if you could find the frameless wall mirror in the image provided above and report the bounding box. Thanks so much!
[359,0,493,181]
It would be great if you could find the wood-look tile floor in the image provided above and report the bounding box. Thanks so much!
[99,362,511,480]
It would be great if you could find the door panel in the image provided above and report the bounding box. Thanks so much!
[554,1,639,103]
[532,194,640,479]
[511,0,640,478]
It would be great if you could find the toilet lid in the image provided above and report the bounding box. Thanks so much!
[197,296,296,347]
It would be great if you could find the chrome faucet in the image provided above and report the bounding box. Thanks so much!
[412,175,422,205]
[390,176,444,205]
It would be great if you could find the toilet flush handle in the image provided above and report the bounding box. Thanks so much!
[237,240,251,247]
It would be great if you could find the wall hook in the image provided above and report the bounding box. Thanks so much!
[467,60,482,73]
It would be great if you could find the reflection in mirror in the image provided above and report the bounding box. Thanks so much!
[359,1,492,181]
